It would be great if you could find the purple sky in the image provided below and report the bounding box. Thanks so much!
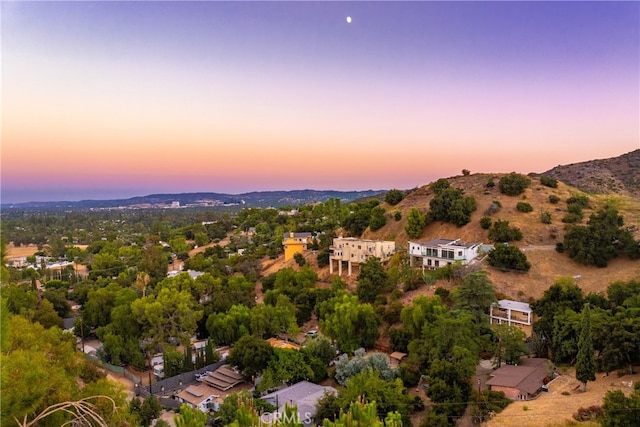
[2,1,638,203]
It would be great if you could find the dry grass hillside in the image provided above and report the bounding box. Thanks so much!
[362,173,640,301]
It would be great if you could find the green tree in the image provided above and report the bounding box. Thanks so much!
[601,388,640,427]
[575,304,596,391]
[174,403,208,427]
[405,208,426,239]
[385,189,404,206]
[492,324,528,367]
[427,179,477,227]
[357,257,388,303]
[369,206,387,231]
[454,271,496,325]
[498,173,531,196]
[488,220,523,242]
[487,245,530,272]
[320,293,380,353]
[139,396,162,427]
[226,334,274,379]
[322,399,403,427]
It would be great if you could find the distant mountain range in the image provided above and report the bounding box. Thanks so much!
[1,189,386,210]
[540,149,640,200]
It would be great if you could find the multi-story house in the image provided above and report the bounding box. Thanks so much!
[490,299,535,337]
[408,238,482,269]
[282,232,313,261]
[329,237,395,276]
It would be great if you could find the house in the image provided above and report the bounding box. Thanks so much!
[176,383,219,413]
[490,299,535,337]
[261,381,338,426]
[486,358,551,400]
[283,232,313,261]
[389,351,407,368]
[329,237,396,276]
[408,238,482,269]
[199,365,244,391]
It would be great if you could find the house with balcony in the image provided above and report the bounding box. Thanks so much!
[329,237,395,276]
[408,238,482,269]
[490,299,535,337]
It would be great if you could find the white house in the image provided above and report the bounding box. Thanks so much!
[490,299,535,337]
[408,238,482,269]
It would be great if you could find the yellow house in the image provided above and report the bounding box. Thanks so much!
[283,232,313,261]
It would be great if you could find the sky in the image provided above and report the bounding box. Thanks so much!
[1,1,639,203]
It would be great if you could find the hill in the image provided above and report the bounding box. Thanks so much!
[361,172,640,302]
[540,149,640,199]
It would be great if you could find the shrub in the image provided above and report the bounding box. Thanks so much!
[572,405,603,422]
[549,195,561,204]
[480,216,493,229]
[486,179,496,188]
[462,169,471,176]
[488,245,531,272]
[394,212,402,221]
[540,176,558,188]
[555,243,564,253]
[567,194,590,208]
[516,202,533,213]
[499,173,531,196]
[293,252,306,267]
[385,189,404,206]
[540,211,552,224]
[562,212,583,224]
[488,220,523,242]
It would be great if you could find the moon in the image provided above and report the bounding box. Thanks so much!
[346,16,352,24]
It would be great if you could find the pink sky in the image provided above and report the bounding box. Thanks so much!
[2,2,638,203]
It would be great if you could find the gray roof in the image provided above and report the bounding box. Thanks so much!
[262,381,337,415]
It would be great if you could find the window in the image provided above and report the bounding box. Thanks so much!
[458,251,463,256]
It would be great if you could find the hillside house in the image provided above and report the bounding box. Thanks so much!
[486,358,551,400]
[490,300,535,337]
[283,232,313,261]
[408,238,482,269]
[329,237,396,276]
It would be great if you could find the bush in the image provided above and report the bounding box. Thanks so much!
[394,212,402,221]
[480,216,492,229]
[540,211,552,224]
[516,202,533,213]
[462,169,471,176]
[562,212,583,224]
[385,189,404,206]
[572,405,603,422]
[488,220,523,242]
[567,194,590,208]
[488,245,531,272]
[499,173,531,196]
[540,176,558,188]
[549,195,561,204]
[486,178,496,188]
[555,243,564,253]
[293,252,306,267]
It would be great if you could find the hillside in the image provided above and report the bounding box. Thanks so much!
[361,172,640,301]
[540,149,640,199]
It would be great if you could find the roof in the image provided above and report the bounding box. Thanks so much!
[176,384,218,406]
[262,381,337,417]
[200,365,244,391]
[390,351,407,360]
[410,238,481,249]
[284,232,312,239]
[486,358,549,395]
[494,299,532,313]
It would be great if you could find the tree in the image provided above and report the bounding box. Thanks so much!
[321,399,403,427]
[488,220,523,242]
[226,335,274,379]
[601,388,640,427]
[498,173,530,196]
[427,179,477,227]
[487,245,530,272]
[454,271,496,325]
[384,189,404,206]
[320,293,380,353]
[492,324,528,367]
[369,206,387,231]
[405,208,426,239]
[356,257,388,303]
[139,396,162,427]
[576,304,596,392]
[174,403,208,427]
